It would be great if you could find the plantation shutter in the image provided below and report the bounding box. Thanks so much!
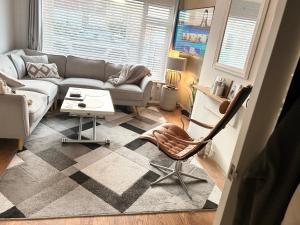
[42,0,178,81]
[218,1,261,70]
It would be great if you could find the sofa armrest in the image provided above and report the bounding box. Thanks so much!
[0,94,30,139]
[140,76,153,104]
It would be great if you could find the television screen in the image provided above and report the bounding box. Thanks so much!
[174,7,214,57]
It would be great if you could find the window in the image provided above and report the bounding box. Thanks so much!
[42,0,177,81]
[217,0,261,71]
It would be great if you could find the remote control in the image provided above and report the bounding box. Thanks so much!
[78,103,86,108]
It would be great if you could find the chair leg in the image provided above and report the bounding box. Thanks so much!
[150,161,207,200]
[151,171,176,185]
[150,162,174,172]
[176,171,192,200]
[17,138,24,151]
[179,172,207,182]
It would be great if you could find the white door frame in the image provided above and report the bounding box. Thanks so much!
[214,0,300,224]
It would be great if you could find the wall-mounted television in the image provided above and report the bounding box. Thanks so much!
[174,7,215,58]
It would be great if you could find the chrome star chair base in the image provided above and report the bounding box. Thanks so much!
[140,86,252,200]
[150,160,207,199]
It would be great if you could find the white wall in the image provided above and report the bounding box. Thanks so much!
[0,0,16,53]
[188,0,270,172]
[14,0,29,49]
[0,0,28,53]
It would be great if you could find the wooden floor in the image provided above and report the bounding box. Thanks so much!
[0,108,225,225]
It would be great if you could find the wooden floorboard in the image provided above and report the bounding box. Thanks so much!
[0,108,225,225]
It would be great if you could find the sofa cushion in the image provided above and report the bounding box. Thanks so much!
[22,76,64,86]
[26,63,60,78]
[19,80,58,104]
[104,62,123,81]
[102,82,144,101]
[0,55,18,79]
[25,49,67,77]
[65,56,105,80]
[16,90,48,126]
[9,54,26,78]
[22,55,49,64]
[59,78,104,95]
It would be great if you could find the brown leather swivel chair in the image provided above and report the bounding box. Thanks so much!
[140,86,252,199]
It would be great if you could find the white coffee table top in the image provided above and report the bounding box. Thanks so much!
[61,88,115,116]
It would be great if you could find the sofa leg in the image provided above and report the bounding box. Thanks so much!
[17,138,24,151]
[133,106,140,116]
[54,99,58,111]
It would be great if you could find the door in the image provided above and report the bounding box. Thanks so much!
[214,0,300,224]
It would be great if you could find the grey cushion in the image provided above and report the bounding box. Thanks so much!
[0,55,18,79]
[18,80,58,104]
[16,90,48,126]
[65,56,105,80]
[59,78,104,95]
[22,55,49,64]
[24,49,67,77]
[0,72,25,88]
[104,62,123,81]
[102,82,144,101]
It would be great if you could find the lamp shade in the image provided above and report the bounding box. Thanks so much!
[167,57,187,71]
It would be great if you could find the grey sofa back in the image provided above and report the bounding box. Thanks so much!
[104,62,123,81]
[3,49,126,82]
[65,55,106,81]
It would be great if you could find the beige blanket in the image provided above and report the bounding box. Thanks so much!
[107,64,151,86]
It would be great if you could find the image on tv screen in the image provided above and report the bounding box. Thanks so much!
[174,7,214,57]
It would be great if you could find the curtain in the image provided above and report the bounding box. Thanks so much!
[232,96,300,225]
[28,0,42,50]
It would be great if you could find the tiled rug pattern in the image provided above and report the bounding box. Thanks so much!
[0,107,221,219]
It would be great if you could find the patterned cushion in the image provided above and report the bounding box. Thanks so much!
[26,63,60,78]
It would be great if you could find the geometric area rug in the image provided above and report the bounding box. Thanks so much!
[0,107,221,219]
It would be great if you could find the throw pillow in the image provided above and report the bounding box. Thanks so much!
[0,71,25,88]
[9,54,26,79]
[21,55,49,64]
[26,63,60,78]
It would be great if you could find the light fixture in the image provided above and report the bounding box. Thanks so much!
[165,56,187,89]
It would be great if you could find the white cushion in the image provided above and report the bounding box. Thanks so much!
[0,55,18,79]
[9,54,26,78]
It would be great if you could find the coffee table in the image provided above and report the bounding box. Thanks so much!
[60,87,115,145]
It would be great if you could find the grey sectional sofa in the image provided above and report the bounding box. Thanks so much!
[0,49,153,149]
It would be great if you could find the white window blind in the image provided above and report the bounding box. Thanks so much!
[42,0,177,81]
[218,0,260,70]
[218,17,256,70]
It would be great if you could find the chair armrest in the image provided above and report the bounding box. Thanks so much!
[0,94,30,139]
[140,76,153,103]
[188,118,214,129]
[180,114,214,129]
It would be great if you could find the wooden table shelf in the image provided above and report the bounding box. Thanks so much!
[194,85,229,104]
